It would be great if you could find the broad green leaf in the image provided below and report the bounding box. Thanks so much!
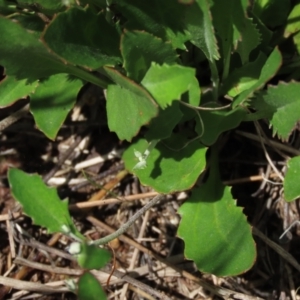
[221,52,267,97]
[185,0,220,61]
[285,3,300,37]
[284,3,300,54]
[145,101,183,141]
[141,63,195,109]
[123,137,207,193]
[0,16,108,88]
[104,67,158,141]
[195,107,246,146]
[232,47,282,108]
[229,2,261,64]
[43,7,121,69]
[30,74,82,140]
[251,82,300,140]
[248,11,272,51]
[118,0,190,49]
[178,157,256,276]
[12,14,45,36]
[121,30,177,82]
[234,17,261,65]
[105,67,158,141]
[0,76,38,108]
[183,76,201,106]
[284,156,300,202]
[8,168,80,236]
[0,16,71,81]
[78,272,106,300]
[77,243,111,270]
[106,85,157,141]
[253,0,291,28]
[211,0,234,76]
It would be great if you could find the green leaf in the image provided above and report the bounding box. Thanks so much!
[183,76,201,106]
[123,137,207,193]
[104,67,158,141]
[253,0,291,28]
[285,3,300,37]
[232,47,282,108]
[178,159,256,276]
[0,16,108,88]
[77,243,111,270]
[251,81,300,140]
[43,7,121,69]
[30,74,82,140]
[284,3,300,54]
[12,14,45,36]
[185,0,220,61]
[0,16,70,81]
[284,156,300,202]
[195,107,246,146]
[118,0,190,49]
[145,101,183,141]
[0,76,38,108]
[121,30,177,82]
[248,11,272,51]
[228,2,261,64]
[78,272,106,300]
[211,0,234,76]
[141,63,196,109]
[234,17,261,65]
[8,168,80,236]
[221,52,267,97]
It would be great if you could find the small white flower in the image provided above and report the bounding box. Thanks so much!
[67,242,82,255]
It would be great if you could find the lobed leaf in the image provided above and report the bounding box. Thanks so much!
[185,0,220,61]
[251,81,300,140]
[248,11,272,51]
[121,30,177,82]
[232,47,282,108]
[43,7,121,69]
[123,137,206,193]
[0,17,71,82]
[30,74,83,140]
[234,17,261,65]
[221,52,267,97]
[104,67,158,141]
[8,168,81,236]
[178,161,256,276]
[141,63,195,109]
[0,76,38,108]
[118,0,190,49]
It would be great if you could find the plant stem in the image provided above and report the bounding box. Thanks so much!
[209,60,219,102]
[90,194,164,246]
[222,46,231,81]
[67,65,112,89]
